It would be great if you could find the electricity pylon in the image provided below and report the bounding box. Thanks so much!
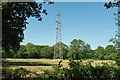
[53,12,62,59]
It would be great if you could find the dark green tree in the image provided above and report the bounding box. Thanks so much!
[62,43,69,59]
[95,46,105,60]
[40,45,53,58]
[67,39,86,60]
[83,43,91,53]
[104,45,117,60]
[35,45,45,58]
[2,1,53,53]
[14,45,27,58]
[82,43,91,59]
[105,45,116,53]
[2,48,15,58]
[26,43,39,58]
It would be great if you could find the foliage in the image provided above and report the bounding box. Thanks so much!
[14,45,27,58]
[105,45,117,53]
[95,46,105,60]
[40,46,54,58]
[67,39,91,60]
[104,1,116,9]
[104,52,118,60]
[85,52,95,59]
[26,43,39,58]
[61,43,69,59]
[2,41,118,60]
[53,42,69,59]
[2,49,15,58]
[104,45,117,60]
[67,49,78,60]
[2,67,34,80]
[104,1,120,65]
[2,1,54,53]
[43,60,120,80]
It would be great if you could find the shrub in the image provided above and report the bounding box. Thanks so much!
[2,67,33,80]
[44,60,120,80]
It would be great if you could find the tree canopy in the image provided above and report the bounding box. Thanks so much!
[67,39,91,60]
[95,46,105,60]
[2,2,53,53]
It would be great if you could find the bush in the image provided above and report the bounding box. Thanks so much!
[2,67,33,80]
[104,53,118,60]
[44,60,120,80]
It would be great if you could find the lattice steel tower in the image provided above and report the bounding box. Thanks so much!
[53,12,62,59]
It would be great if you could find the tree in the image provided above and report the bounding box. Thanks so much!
[67,49,78,60]
[104,1,119,47]
[2,48,15,58]
[14,45,28,58]
[70,39,85,50]
[104,45,117,60]
[26,43,39,58]
[35,45,45,58]
[83,43,91,53]
[104,1,120,65]
[95,46,105,60]
[40,45,53,58]
[14,45,27,58]
[67,39,86,60]
[2,1,53,53]
[105,45,116,53]
[53,42,69,59]
[62,43,69,59]
[104,1,117,9]
[82,43,91,58]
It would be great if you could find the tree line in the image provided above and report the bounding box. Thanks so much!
[2,39,118,60]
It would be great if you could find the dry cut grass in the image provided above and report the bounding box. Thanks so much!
[3,58,116,74]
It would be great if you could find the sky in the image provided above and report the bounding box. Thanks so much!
[21,2,118,50]
[36,0,115,2]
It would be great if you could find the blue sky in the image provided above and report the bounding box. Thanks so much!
[21,2,118,50]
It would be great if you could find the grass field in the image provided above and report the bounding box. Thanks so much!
[3,58,116,74]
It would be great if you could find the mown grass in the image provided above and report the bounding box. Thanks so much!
[2,58,116,74]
